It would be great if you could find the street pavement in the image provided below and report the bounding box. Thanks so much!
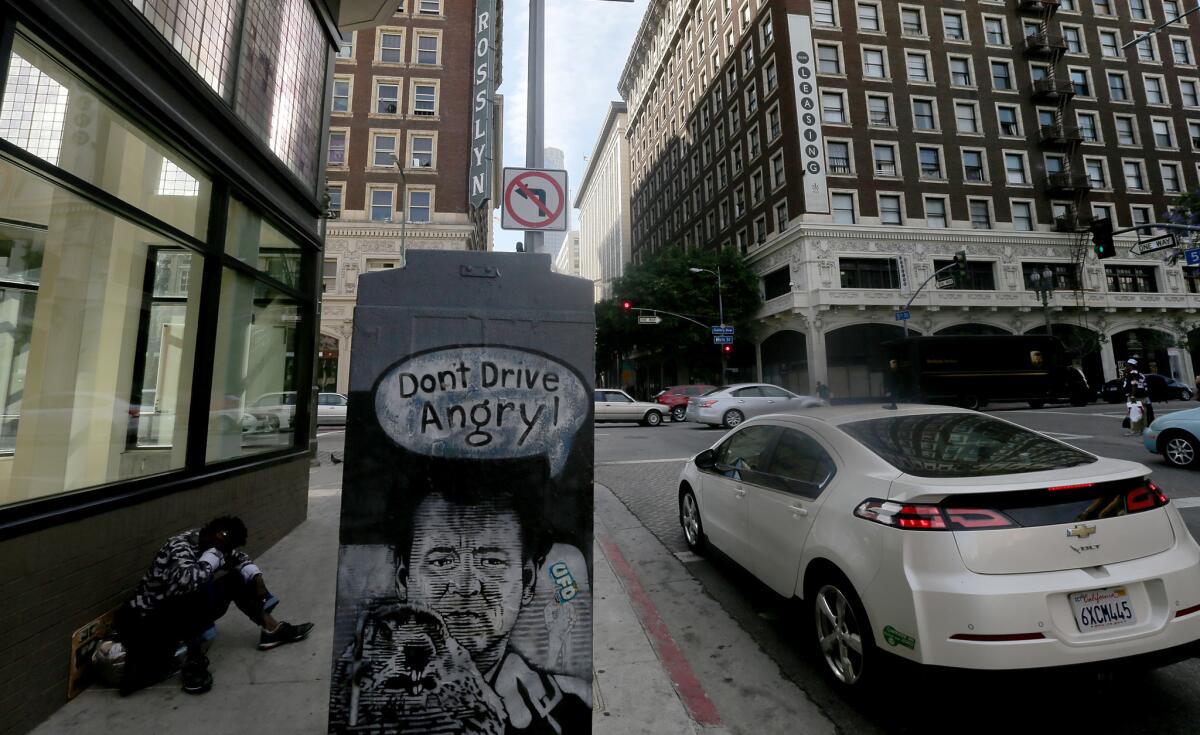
[598,401,1200,734]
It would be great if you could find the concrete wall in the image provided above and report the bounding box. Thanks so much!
[0,456,310,735]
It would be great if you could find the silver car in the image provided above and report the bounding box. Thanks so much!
[594,389,667,426]
[318,392,348,426]
[686,383,825,428]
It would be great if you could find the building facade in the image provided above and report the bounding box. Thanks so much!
[576,101,633,301]
[620,0,1200,398]
[320,0,503,394]
[541,146,569,258]
[0,0,390,731]
[553,229,582,275]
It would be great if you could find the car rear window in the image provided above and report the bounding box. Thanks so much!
[840,413,1096,478]
[703,386,730,396]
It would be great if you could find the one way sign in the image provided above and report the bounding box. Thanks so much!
[501,168,569,231]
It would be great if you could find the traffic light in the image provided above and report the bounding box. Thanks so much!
[622,300,632,311]
[722,344,732,354]
[1091,218,1116,259]
[952,250,968,287]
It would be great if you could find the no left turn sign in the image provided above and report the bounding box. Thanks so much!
[501,168,569,231]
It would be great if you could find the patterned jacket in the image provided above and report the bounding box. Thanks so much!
[129,529,255,612]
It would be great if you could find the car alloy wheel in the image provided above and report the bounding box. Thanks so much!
[723,409,744,428]
[671,406,686,422]
[679,490,705,552]
[645,411,663,427]
[1164,435,1198,468]
[814,584,866,686]
[1183,390,1194,402]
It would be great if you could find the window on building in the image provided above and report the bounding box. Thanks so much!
[969,199,992,229]
[918,146,942,178]
[412,83,437,116]
[746,81,759,113]
[906,52,930,82]
[1078,112,1099,142]
[858,2,881,31]
[332,78,350,112]
[832,193,856,224]
[950,56,972,86]
[1145,76,1166,104]
[840,257,898,288]
[416,34,440,65]
[1163,162,1183,192]
[822,91,846,123]
[963,150,986,182]
[913,99,937,130]
[418,0,442,14]
[901,7,924,35]
[409,134,434,168]
[1182,79,1200,107]
[1107,72,1128,102]
[775,200,789,231]
[750,168,765,200]
[1174,38,1194,65]
[1166,1,1183,21]
[925,197,948,228]
[767,103,782,139]
[873,144,898,176]
[1023,262,1079,291]
[370,188,394,221]
[1004,152,1028,185]
[1131,0,1149,19]
[1086,158,1107,188]
[326,184,343,214]
[813,0,837,26]
[1070,69,1091,96]
[1106,265,1158,293]
[867,95,892,126]
[1153,119,1176,148]
[943,12,966,40]
[817,44,842,74]
[1136,37,1157,62]
[1099,30,1120,57]
[770,151,786,188]
[955,102,979,133]
[376,81,399,114]
[407,189,432,223]
[1124,161,1146,190]
[764,58,779,92]
[1189,121,1200,147]
[1131,205,1152,228]
[828,141,851,173]
[336,36,355,59]
[323,259,338,293]
[760,14,775,46]
[328,130,346,165]
[1115,115,1138,145]
[1011,201,1035,231]
[879,194,903,224]
[934,259,996,289]
[1063,26,1083,53]
[379,31,404,63]
[984,17,1006,45]
[863,48,887,78]
[998,105,1021,136]
[372,133,396,167]
[991,61,1013,90]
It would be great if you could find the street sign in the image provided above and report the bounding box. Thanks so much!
[711,325,735,335]
[895,310,910,321]
[936,277,956,289]
[501,168,569,231]
[713,335,734,344]
[638,315,662,325]
[1186,247,1200,266]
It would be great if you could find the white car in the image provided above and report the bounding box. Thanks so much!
[676,405,1200,691]
[594,389,666,426]
[685,383,825,428]
[318,392,348,426]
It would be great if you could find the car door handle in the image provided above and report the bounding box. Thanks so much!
[789,505,808,516]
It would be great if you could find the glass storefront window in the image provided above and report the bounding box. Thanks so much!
[225,197,302,289]
[0,34,212,239]
[0,159,202,508]
[207,269,301,463]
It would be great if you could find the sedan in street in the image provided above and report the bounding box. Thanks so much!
[594,388,667,426]
[686,383,825,428]
[677,406,1200,692]
[1099,374,1194,403]
[1144,405,1200,468]
[318,392,348,426]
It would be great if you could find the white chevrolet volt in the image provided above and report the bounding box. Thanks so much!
[676,405,1200,690]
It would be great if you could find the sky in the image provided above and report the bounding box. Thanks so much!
[490,0,650,252]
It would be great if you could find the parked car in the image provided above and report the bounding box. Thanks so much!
[318,392,348,426]
[686,383,825,428]
[656,384,718,422]
[1099,374,1194,403]
[677,406,1200,693]
[594,389,667,426]
[1144,405,1200,468]
[250,391,298,431]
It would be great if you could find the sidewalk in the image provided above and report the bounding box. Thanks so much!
[31,470,713,733]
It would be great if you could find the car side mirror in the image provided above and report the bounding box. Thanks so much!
[695,449,717,470]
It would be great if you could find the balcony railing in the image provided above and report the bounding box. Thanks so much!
[1039,124,1082,144]
[828,157,852,174]
[1046,171,1091,191]
[1024,31,1067,54]
[1030,77,1075,99]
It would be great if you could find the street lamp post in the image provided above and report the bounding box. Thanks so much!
[690,266,726,382]
[1029,267,1055,336]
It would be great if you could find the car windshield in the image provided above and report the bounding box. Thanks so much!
[840,413,1097,478]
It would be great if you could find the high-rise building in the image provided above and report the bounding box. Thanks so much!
[576,102,633,301]
[541,146,569,257]
[0,0,384,731]
[320,0,504,393]
[554,230,582,275]
[620,0,1200,397]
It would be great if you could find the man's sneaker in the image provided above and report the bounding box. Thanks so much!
[258,621,314,650]
[180,656,212,695]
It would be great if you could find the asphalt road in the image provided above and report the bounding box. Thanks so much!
[596,402,1200,734]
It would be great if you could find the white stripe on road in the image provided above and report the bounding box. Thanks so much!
[597,457,691,466]
[1009,410,1127,418]
[1042,431,1094,440]
[309,487,340,497]
[1172,497,1200,509]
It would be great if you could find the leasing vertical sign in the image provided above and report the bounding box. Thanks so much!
[469,0,497,208]
[786,14,829,214]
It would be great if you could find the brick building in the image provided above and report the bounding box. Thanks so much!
[620,0,1200,398]
[319,0,504,394]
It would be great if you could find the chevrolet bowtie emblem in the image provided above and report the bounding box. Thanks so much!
[1067,524,1097,539]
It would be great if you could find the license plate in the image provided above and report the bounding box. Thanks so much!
[1069,586,1137,633]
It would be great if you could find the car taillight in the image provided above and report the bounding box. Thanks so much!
[698,399,718,408]
[854,499,1017,531]
[1126,482,1169,513]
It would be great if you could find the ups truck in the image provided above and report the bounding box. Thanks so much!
[883,335,1092,409]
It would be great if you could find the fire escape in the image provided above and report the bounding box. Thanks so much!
[1020,0,1095,338]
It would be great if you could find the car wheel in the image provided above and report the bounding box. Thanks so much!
[722,409,744,428]
[267,415,281,432]
[679,487,706,553]
[671,406,687,422]
[810,575,876,692]
[960,395,982,410]
[1028,400,1045,409]
[1182,389,1194,402]
[1162,433,1199,469]
[643,411,663,427]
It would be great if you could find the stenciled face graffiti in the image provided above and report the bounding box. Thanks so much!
[330,344,593,735]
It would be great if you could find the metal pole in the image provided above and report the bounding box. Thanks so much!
[716,265,725,327]
[1042,293,1052,335]
[525,0,545,254]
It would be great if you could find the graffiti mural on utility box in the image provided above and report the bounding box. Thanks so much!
[329,251,594,734]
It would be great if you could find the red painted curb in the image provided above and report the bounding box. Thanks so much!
[596,530,723,727]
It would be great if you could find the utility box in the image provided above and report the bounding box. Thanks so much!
[328,251,595,733]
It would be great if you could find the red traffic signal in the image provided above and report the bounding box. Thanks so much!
[622,300,632,311]
[722,344,732,353]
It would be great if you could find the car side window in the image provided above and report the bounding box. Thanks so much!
[611,392,632,403]
[759,386,791,398]
[594,391,610,403]
[733,387,764,398]
[766,429,837,499]
[712,426,781,482]
[335,395,348,406]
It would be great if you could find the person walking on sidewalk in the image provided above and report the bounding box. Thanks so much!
[117,516,314,695]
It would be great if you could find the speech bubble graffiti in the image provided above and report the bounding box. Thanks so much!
[374,346,589,476]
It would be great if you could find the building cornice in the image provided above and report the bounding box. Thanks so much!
[326,222,474,239]
[573,102,628,208]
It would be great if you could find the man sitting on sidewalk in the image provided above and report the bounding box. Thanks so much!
[117,516,314,695]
